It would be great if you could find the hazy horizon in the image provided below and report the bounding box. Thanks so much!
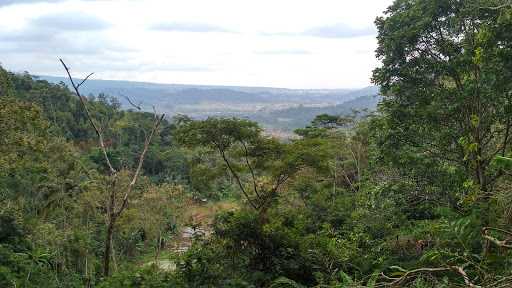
[0,0,393,89]
[36,73,377,90]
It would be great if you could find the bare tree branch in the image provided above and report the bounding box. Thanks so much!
[217,145,258,210]
[482,227,512,249]
[152,105,158,120]
[76,72,94,89]
[380,265,481,287]
[123,95,142,110]
[115,113,165,217]
[239,140,261,199]
[380,267,450,286]
[60,59,165,276]
[451,266,480,288]
[59,59,117,174]
[480,2,512,10]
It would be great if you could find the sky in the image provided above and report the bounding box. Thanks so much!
[0,0,393,89]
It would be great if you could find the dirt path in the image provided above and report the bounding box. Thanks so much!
[145,200,238,271]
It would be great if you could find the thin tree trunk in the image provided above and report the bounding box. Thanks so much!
[333,157,337,197]
[60,59,165,278]
[111,236,118,273]
[155,230,162,264]
[103,220,115,277]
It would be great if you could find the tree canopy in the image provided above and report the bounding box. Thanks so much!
[2,1,512,287]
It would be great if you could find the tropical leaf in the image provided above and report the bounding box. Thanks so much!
[366,271,380,288]
[494,156,512,170]
[339,271,354,285]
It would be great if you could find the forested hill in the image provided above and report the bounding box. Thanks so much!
[39,75,375,106]
[4,1,512,287]
[39,75,380,130]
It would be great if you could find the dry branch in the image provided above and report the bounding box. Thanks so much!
[380,265,481,287]
[77,72,94,89]
[115,113,165,217]
[218,147,258,210]
[59,59,117,174]
[123,95,142,110]
[482,227,512,249]
[240,140,261,199]
[59,59,165,276]
[480,2,512,10]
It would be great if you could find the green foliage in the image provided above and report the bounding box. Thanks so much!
[97,266,182,288]
[176,117,331,210]
[372,0,512,194]
[0,70,195,286]
[176,117,261,150]
[0,65,14,97]
[269,277,305,288]
[3,2,512,286]
[494,156,512,170]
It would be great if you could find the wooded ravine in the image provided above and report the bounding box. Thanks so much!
[1,0,512,287]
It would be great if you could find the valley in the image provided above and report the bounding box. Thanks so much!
[39,75,380,131]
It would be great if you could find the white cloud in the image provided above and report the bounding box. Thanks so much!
[302,23,376,38]
[0,0,62,6]
[150,22,234,33]
[254,49,312,55]
[31,12,110,30]
[0,0,394,88]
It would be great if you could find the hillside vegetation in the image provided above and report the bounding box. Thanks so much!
[1,0,512,287]
[40,75,379,131]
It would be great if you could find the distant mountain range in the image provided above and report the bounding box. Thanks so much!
[38,75,380,131]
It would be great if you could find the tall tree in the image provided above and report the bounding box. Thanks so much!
[0,65,14,97]
[372,0,512,198]
[59,60,165,276]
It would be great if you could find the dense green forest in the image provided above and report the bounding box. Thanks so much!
[2,0,512,287]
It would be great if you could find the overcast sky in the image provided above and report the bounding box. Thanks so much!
[0,0,393,89]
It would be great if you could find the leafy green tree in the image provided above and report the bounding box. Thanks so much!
[0,96,49,206]
[176,118,329,213]
[372,0,512,199]
[0,65,14,97]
